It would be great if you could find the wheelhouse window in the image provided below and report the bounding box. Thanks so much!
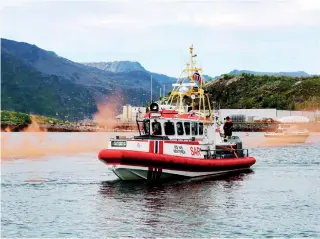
[176,122,184,135]
[151,121,162,135]
[184,122,190,135]
[143,119,150,135]
[192,122,198,135]
[199,123,203,135]
[164,121,175,135]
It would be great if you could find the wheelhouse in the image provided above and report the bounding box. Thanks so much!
[136,117,204,140]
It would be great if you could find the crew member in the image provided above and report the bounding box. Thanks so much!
[223,116,233,141]
[152,122,161,135]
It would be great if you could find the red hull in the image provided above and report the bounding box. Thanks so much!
[98,149,256,172]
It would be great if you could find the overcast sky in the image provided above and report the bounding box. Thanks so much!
[1,0,320,77]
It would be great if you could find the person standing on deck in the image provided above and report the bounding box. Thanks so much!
[223,116,233,141]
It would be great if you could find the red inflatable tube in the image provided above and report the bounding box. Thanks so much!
[98,149,256,172]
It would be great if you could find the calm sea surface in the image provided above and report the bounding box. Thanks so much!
[1,132,320,238]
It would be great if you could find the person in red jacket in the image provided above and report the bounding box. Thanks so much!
[223,116,233,141]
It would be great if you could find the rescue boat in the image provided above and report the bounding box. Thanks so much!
[98,45,256,181]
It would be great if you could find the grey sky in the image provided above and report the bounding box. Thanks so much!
[1,0,319,77]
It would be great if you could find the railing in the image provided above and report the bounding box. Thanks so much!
[170,137,196,141]
[201,149,249,159]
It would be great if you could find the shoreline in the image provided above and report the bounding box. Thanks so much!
[2,122,320,132]
[1,123,137,132]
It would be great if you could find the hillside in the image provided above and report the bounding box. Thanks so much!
[1,110,66,127]
[2,38,318,120]
[1,38,170,120]
[206,73,320,110]
[1,50,100,120]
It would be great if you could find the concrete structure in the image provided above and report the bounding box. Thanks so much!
[219,109,277,122]
[122,105,132,121]
[117,107,318,122]
[219,109,318,122]
[117,104,146,122]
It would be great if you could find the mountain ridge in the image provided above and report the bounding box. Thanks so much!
[83,61,146,73]
[1,38,165,120]
[82,61,177,91]
[228,69,310,77]
[2,37,318,121]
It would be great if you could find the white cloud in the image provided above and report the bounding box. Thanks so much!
[2,0,319,32]
[68,0,320,33]
[293,0,320,11]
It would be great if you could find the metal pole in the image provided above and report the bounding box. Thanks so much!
[151,75,153,102]
[214,112,217,144]
[164,85,165,97]
[160,88,162,99]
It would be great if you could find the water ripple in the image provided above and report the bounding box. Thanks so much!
[1,133,320,237]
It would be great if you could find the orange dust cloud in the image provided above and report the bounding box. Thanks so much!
[93,91,125,129]
[1,92,132,160]
[3,126,12,132]
[1,132,136,160]
[22,115,47,132]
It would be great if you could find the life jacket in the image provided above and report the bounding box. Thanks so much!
[223,120,233,131]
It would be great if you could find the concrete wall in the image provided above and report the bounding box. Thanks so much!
[219,109,277,121]
[122,105,128,120]
[219,109,318,121]
[127,105,132,120]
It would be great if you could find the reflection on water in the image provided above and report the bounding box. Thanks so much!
[99,170,254,197]
[97,171,255,235]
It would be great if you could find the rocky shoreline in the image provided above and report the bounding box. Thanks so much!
[1,123,137,132]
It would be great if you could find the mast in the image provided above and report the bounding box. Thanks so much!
[166,45,211,121]
[150,75,153,102]
[214,112,217,144]
[189,44,198,79]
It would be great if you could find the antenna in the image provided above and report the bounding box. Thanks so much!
[189,44,193,74]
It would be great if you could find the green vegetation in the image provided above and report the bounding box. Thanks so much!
[1,111,31,126]
[1,51,99,121]
[206,73,320,110]
[1,38,165,121]
[1,110,68,127]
